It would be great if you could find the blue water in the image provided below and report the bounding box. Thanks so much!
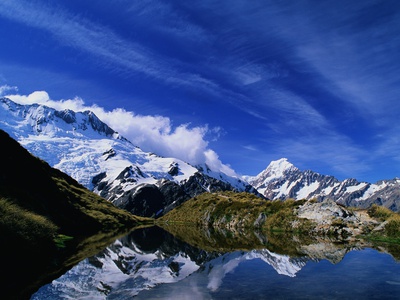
[33,227,400,299]
[214,250,400,300]
[136,248,400,300]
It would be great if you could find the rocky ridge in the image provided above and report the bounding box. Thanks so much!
[250,158,400,212]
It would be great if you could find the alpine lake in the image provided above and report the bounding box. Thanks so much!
[23,225,400,300]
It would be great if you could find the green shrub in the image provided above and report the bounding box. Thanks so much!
[368,204,393,221]
[265,208,294,231]
[385,214,400,238]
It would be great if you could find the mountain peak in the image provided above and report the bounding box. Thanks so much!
[266,158,296,173]
[0,97,115,137]
[249,158,298,188]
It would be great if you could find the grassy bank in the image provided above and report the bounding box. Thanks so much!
[159,191,313,233]
[367,204,400,243]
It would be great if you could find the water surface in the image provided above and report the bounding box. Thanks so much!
[32,226,400,299]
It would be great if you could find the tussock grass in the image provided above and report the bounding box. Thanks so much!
[385,214,400,238]
[0,197,58,246]
[368,204,400,239]
[160,191,312,233]
[368,204,393,221]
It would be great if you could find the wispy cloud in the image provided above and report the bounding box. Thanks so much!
[0,84,18,96]
[287,2,400,124]
[242,145,258,151]
[0,0,219,93]
[124,0,211,42]
[2,0,399,182]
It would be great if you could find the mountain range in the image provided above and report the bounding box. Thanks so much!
[1,97,399,213]
[0,97,257,218]
[249,158,400,211]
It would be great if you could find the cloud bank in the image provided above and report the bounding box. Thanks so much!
[3,88,236,177]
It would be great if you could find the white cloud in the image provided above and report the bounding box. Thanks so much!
[125,0,210,42]
[6,90,50,104]
[204,149,236,177]
[4,89,236,176]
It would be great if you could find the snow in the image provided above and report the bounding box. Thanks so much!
[321,183,340,195]
[206,248,304,292]
[358,182,388,201]
[273,181,290,198]
[273,179,301,198]
[252,158,298,187]
[296,181,320,199]
[345,182,367,194]
[265,158,295,180]
[32,236,201,299]
[197,163,249,190]
[0,97,249,196]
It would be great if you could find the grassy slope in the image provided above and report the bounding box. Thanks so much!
[367,204,400,243]
[0,129,153,249]
[159,191,312,232]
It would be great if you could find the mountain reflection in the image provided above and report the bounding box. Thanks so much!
[32,226,400,299]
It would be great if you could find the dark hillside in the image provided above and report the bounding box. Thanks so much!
[0,129,152,299]
[0,129,150,237]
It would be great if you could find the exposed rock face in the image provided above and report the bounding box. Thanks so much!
[297,200,357,225]
[250,158,400,212]
[113,184,164,217]
[296,200,378,238]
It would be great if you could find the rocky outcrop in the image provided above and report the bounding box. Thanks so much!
[296,199,379,238]
[297,200,357,224]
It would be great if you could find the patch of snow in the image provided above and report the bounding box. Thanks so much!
[273,181,289,198]
[345,182,367,194]
[274,179,300,198]
[321,183,340,195]
[358,182,388,201]
[296,181,320,199]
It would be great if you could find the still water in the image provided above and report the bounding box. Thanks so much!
[32,226,400,299]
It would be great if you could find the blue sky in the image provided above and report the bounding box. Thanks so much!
[0,0,400,183]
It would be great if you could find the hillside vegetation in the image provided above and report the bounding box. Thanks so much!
[0,129,152,251]
[160,191,400,243]
[159,191,313,233]
[367,204,400,242]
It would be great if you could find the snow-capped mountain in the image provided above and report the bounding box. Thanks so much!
[0,97,257,217]
[2,96,397,214]
[250,158,400,211]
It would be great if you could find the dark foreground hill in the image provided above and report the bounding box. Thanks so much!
[0,129,152,299]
